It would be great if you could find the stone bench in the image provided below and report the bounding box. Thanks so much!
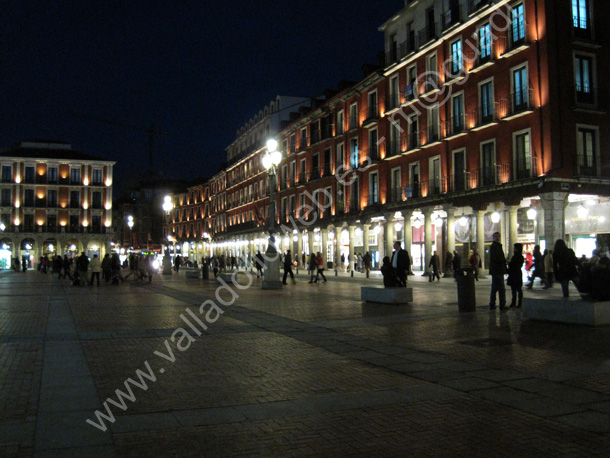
[522,297,610,326]
[361,286,413,305]
[183,268,200,279]
[216,271,250,286]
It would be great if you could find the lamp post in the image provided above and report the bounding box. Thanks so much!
[162,196,174,275]
[127,215,134,251]
[261,139,283,290]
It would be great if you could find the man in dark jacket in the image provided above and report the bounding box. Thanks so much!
[391,241,410,287]
[489,232,508,310]
[282,249,295,284]
[77,252,89,287]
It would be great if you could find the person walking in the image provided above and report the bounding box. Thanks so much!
[452,250,462,281]
[308,253,317,283]
[526,245,545,289]
[553,239,579,298]
[489,231,508,310]
[543,249,554,289]
[444,251,454,278]
[391,241,410,287]
[469,249,481,281]
[507,243,524,308]
[89,254,101,286]
[363,252,372,278]
[428,250,441,282]
[282,250,296,284]
[76,252,89,287]
[254,251,264,278]
[316,252,327,283]
[101,253,112,283]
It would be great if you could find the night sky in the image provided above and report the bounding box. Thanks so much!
[0,0,403,189]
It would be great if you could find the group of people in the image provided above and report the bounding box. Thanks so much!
[489,233,598,309]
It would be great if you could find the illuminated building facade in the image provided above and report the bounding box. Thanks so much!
[167,0,609,271]
[0,141,115,268]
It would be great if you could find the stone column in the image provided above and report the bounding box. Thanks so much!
[508,205,519,252]
[540,192,568,246]
[363,224,370,254]
[348,225,355,272]
[446,207,456,255]
[423,208,433,275]
[384,215,393,260]
[308,230,314,258]
[476,210,486,272]
[321,228,328,267]
[402,210,413,266]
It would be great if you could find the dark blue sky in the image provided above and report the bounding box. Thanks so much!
[0,0,402,186]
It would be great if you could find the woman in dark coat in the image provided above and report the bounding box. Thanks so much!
[553,239,578,298]
[507,243,524,308]
[526,245,545,289]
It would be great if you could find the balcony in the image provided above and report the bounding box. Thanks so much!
[388,187,403,203]
[367,146,380,163]
[499,23,530,58]
[469,49,495,74]
[572,18,593,43]
[417,23,438,48]
[424,124,441,146]
[362,104,379,128]
[406,131,420,151]
[572,84,599,108]
[441,4,461,32]
[451,171,475,192]
[467,0,494,16]
[309,168,320,181]
[386,93,401,112]
[367,194,380,207]
[348,198,359,213]
[470,103,499,130]
[576,153,599,177]
[514,155,538,181]
[298,171,306,184]
[403,84,418,104]
[386,139,402,158]
[501,89,533,120]
[36,174,47,184]
[323,164,332,177]
[406,182,421,199]
[445,114,467,138]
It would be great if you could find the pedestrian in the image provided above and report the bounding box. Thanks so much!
[211,256,219,278]
[282,249,296,284]
[428,250,441,282]
[489,231,508,310]
[174,254,181,272]
[469,249,481,280]
[316,252,327,282]
[507,243,524,308]
[60,255,72,280]
[308,253,318,283]
[452,250,461,280]
[101,253,112,282]
[125,253,139,280]
[391,241,410,287]
[381,256,398,287]
[444,251,454,278]
[76,252,89,286]
[110,252,124,284]
[89,254,101,286]
[21,257,28,272]
[543,249,554,289]
[363,251,372,278]
[301,252,306,268]
[553,239,579,298]
[341,253,346,272]
[255,251,264,278]
[526,245,545,289]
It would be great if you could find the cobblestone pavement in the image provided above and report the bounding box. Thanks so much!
[1,268,610,457]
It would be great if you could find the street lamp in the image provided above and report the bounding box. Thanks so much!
[261,138,283,290]
[127,215,134,251]
[161,196,174,275]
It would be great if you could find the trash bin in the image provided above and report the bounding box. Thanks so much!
[456,267,476,312]
[201,263,209,280]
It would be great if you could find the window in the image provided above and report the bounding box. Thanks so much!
[514,131,532,179]
[92,169,102,185]
[289,195,296,218]
[47,214,57,229]
[290,161,296,185]
[453,149,466,191]
[349,177,359,211]
[409,163,420,198]
[336,110,344,135]
[389,120,401,156]
[336,183,345,213]
[24,214,34,231]
[48,190,57,207]
[369,128,378,160]
[25,167,35,183]
[451,93,464,135]
[24,189,34,207]
[430,157,441,195]
[350,138,358,169]
[299,193,306,218]
[572,0,589,30]
[427,105,440,143]
[349,103,358,130]
[479,24,492,61]
[299,127,307,149]
[481,141,496,186]
[70,214,79,231]
[70,190,80,208]
[511,3,525,45]
[479,80,494,124]
[336,143,344,170]
[450,39,462,75]
[367,91,378,119]
[323,148,331,175]
[390,168,401,202]
[290,134,296,153]
[512,66,528,112]
[312,154,319,178]
[47,167,57,183]
[426,54,438,90]
[405,65,417,100]
[1,166,11,182]
[577,126,598,175]
[299,159,306,183]
[92,191,102,209]
[574,55,594,104]
[1,189,11,206]
[369,172,379,205]
[389,76,399,110]
[70,168,81,184]
[92,215,101,232]
[408,113,419,149]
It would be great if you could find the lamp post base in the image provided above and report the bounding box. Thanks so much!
[162,255,173,275]
[261,252,282,290]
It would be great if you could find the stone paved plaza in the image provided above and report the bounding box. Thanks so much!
[1,267,610,457]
